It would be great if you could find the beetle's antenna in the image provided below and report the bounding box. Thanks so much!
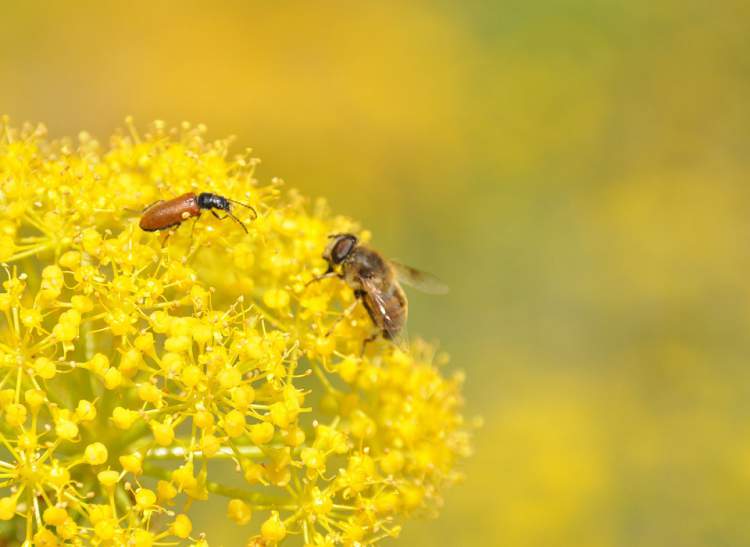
[227,199,258,220]
[226,211,249,234]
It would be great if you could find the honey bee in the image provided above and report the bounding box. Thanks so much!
[308,233,448,350]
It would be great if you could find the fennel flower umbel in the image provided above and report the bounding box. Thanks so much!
[0,118,471,546]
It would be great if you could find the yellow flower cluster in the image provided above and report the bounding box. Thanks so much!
[0,118,471,545]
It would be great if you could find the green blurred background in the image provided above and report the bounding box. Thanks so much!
[3,1,750,545]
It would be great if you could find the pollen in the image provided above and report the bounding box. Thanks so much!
[0,118,472,545]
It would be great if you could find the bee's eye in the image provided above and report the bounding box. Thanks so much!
[332,236,356,263]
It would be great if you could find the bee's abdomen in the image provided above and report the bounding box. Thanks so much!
[363,285,407,339]
[384,287,407,338]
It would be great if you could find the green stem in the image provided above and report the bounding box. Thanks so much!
[4,241,54,263]
[146,444,264,459]
[142,462,295,508]
[112,421,150,453]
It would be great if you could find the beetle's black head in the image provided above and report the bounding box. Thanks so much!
[197,192,230,211]
[323,233,358,265]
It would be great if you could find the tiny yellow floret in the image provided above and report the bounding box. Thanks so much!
[228,499,253,525]
[120,453,143,475]
[249,422,275,444]
[261,511,287,541]
[112,406,139,429]
[84,442,109,465]
[42,506,68,526]
[135,488,157,510]
[0,496,17,520]
[97,470,120,488]
[172,514,193,538]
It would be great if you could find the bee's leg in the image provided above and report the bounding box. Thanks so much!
[324,298,360,337]
[305,266,343,287]
[360,332,380,356]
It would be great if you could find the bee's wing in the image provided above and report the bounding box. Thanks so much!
[390,261,449,295]
[360,276,402,341]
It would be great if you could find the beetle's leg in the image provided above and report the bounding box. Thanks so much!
[189,215,201,247]
[160,230,172,248]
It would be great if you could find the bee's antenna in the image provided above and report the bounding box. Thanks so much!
[227,198,258,220]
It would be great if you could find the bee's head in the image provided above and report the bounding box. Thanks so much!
[323,233,358,265]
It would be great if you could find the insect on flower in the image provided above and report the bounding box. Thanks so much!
[308,233,448,350]
[139,192,257,233]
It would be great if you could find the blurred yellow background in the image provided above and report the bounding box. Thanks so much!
[3,1,750,545]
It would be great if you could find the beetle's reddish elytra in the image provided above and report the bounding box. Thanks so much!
[139,192,257,233]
